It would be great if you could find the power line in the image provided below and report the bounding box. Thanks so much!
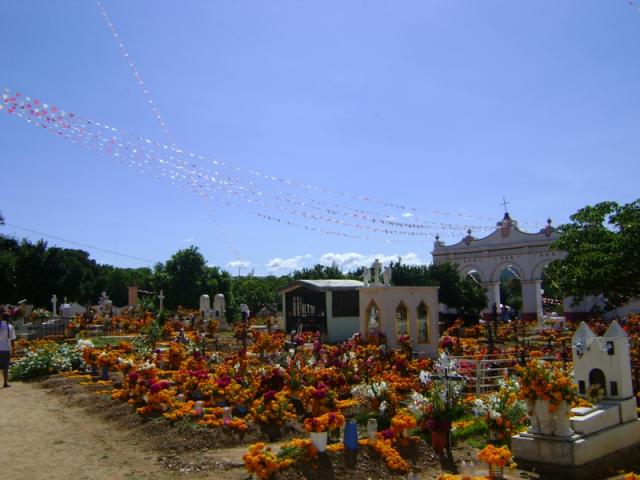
[3,223,157,264]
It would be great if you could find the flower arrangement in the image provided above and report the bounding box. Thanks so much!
[96,349,119,369]
[437,475,488,480]
[472,376,528,442]
[397,334,411,351]
[166,343,189,370]
[587,384,605,404]
[359,436,410,473]
[205,319,219,337]
[251,331,286,356]
[390,412,417,436]
[300,382,338,416]
[477,443,512,466]
[243,442,294,479]
[303,411,345,432]
[250,390,296,426]
[197,407,249,431]
[516,359,578,412]
[278,438,318,463]
[9,341,84,380]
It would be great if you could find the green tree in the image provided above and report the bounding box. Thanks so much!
[163,246,210,309]
[546,199,640,309]
[0,235,19,303]
[390,261,486,316]
[291,263,350,280]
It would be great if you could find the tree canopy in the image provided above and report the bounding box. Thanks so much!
[0,233,487,320]
[390,261,487,316]
[546,199,640,309]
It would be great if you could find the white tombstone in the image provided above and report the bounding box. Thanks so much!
[512,320,640,472]
[67,302,86,317]
[572,321,633,400]
[60,303,72,318]
[213,294,225,319]
[199,294,211,317]
[213,293,228,330]
[51,294,57,316]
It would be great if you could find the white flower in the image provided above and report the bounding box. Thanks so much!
[76,339,94,350]
[379,400,388,414]
[419,370,431,384]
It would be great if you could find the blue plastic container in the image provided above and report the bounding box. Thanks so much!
[343,420,359,451]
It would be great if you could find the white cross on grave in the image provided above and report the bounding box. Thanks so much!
[51,294,57,316]
[158,290,165,311]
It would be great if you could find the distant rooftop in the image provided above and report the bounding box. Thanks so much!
[278,279,364,294]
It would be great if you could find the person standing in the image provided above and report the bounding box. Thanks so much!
[0,312,16,388]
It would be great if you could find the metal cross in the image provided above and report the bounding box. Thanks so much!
[501,197,510,213]
[158,290,165,311]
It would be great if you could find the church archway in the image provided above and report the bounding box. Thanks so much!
[432,212,565,321]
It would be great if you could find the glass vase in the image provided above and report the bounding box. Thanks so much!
[488,464,504,480]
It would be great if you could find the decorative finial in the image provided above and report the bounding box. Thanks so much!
[467,229,472,236]
[547,218,552,225]
[435,234,440,241]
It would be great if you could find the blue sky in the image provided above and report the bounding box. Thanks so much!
[1,1,639,275]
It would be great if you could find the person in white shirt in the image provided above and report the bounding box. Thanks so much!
[0,312,16,388]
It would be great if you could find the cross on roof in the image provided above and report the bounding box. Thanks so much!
[501,197,510,213]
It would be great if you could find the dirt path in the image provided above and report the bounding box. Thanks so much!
[1,381,247,480]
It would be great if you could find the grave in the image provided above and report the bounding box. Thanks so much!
[511,321,640,479]
[358,260,439,357]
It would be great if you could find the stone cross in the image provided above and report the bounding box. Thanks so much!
[51,294,57,316]
[158,290,165,312]
[372,258,382,285]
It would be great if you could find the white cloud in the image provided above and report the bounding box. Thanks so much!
[319,251,428,271]
[265,255,308,273]
[181,238,194,243]
[402,212,413,219]
[227,260,252,269]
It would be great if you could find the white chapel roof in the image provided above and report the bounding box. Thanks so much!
[603,320,628,338]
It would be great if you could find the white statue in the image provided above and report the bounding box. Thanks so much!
[382,265,392,286]
[371,258,382,286]
[362,268,371,287]
[368,307,378,331]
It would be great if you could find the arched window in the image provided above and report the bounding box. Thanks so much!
[395,302,409,338]
[417,301,429,343]
[365,300,381,337]
[589,368,606,395]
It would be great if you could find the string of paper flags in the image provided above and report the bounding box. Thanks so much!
[2,89,542,243]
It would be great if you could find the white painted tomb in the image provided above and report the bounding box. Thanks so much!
[358,261,439,357]
[511,321,640,477]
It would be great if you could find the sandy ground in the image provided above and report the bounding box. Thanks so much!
[3,379,632,480]
[1,381,247,480]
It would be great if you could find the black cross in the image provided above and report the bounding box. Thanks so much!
[501,197,510,213]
